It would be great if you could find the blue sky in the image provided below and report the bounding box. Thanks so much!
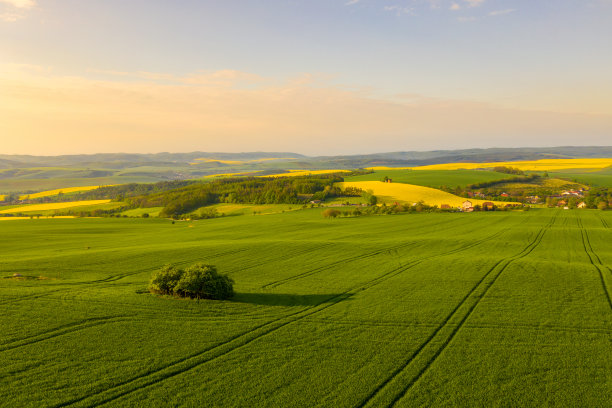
[1,0,611,155]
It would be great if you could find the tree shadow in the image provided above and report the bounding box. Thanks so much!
[231,292,352,306]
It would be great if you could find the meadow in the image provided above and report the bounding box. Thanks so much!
[1,209,610,407]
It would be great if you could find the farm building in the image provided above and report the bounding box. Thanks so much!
[461,200,474,212]
[577,202,587,209]
[482,202,495,211]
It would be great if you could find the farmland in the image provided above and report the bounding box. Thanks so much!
[344,169,515,189]
[391,158,612,171]
[336,181,516,207]
[0,200,112,214]
[1,209,610,407]
[18,185,113,200]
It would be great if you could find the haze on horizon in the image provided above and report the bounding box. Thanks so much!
[1,0,611,156]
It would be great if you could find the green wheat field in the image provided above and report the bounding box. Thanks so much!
[1,209,611,407]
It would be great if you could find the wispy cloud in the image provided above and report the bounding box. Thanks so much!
[0,0,36,8]
[450,3,461,11]
[0,0,36,22]
[345,0,360,5]
[383,5,415,16]
[464,0,485,7]
[3,64,610,155]
[489,8,516,16]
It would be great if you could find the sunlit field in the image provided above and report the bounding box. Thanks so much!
[337,181,515,207]
[0,200,111,214]
[370,158,612,172]
[19,185,112,200]
[1,209,610,407]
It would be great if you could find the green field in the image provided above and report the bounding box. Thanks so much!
[550,167,612,187]
[1,209,611,407]
[344,169,514,188]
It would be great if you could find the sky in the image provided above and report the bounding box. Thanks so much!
[1,0,611,156]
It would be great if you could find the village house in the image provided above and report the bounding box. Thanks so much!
[461,200,474,212]
[482,202,495,211]
[577,202,587,209]
[500,192,509,197]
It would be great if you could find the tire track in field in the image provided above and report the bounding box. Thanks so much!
[51,218,517,408]
[261,214,511,289]
[0,316,130,352]
[356,212,558,408]
[576,214,612,310]
[597,213,610,229]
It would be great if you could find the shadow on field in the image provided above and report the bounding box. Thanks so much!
[232,292,352,306]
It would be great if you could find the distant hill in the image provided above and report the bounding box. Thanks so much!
[1,147,612,194]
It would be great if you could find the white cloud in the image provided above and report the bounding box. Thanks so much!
[0,11,22,21]
[383,5,415,16]
[464,0,485,7]
[489,8,516,16]
[0,0,35,9]
[450,3,461,11]
[345,0,360,5]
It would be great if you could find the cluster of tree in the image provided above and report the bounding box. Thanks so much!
[342,187,364,197]
[467,174,540,190]
[134,175,345,218]
[148,263,234,300]
[493,166,525,175]
[6,180,196,205]
[547,187,610,209]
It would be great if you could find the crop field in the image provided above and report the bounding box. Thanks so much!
[384,158,612,172]
[0,200,112,214]
[19,185,113,200]
[264,169,352,177]
[344,169,514,189]
[336,181,516,207]
[550,168,612,188]
[1,209,610,407]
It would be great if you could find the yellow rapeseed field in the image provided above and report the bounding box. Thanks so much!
[0,195,6,201]
[370,158,612,172]
[0,216,76,221]
[336,181,517,207]
[263,169,351,177]
[0,200,111,214]
[19,185,113,200]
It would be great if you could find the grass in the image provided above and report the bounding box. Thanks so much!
[0,209,610,407]
[336,181,516,207]
[550,167,612,187]
[344,169,514,188]
[205,203,303,216]
[121,207,165,217]
[0,200,112,214]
